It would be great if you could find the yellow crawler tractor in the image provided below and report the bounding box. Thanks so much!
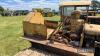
[23,1,95,56]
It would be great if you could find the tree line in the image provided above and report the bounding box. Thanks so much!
[0,6,59,17]
[32,8,59,17]
[0,6,29,16]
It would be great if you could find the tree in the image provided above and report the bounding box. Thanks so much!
[92,0,100,10]
[0,6,4,14]
[32,8,43,13]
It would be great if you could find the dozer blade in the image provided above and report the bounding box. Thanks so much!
[23,36,94,56]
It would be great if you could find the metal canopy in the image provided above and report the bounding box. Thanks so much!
[59,1,91,6]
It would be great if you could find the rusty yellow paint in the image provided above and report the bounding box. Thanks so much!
[29,12,44,24]
[23,12,47,39]
[60,1,91,6]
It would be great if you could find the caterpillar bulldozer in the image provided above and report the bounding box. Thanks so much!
[22,0,100,56]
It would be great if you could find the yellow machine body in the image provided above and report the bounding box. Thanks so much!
[23,12,47,39]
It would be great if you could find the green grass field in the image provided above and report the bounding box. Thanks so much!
[0,15,60,56]
[45,16,60,21]
[0,16,31,56]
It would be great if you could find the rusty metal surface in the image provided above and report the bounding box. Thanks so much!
[23,37,94,56]
[88,16,100,19]
[45,20,58,29]
[23,12,47,38]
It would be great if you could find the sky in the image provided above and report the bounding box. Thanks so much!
[0,0,100,11]
[0,0,59,11]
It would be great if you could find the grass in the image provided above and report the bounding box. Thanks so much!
[0,15,60,56]
[45,15,60,21]
[96,14,100,16]
[0,16,31,56]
